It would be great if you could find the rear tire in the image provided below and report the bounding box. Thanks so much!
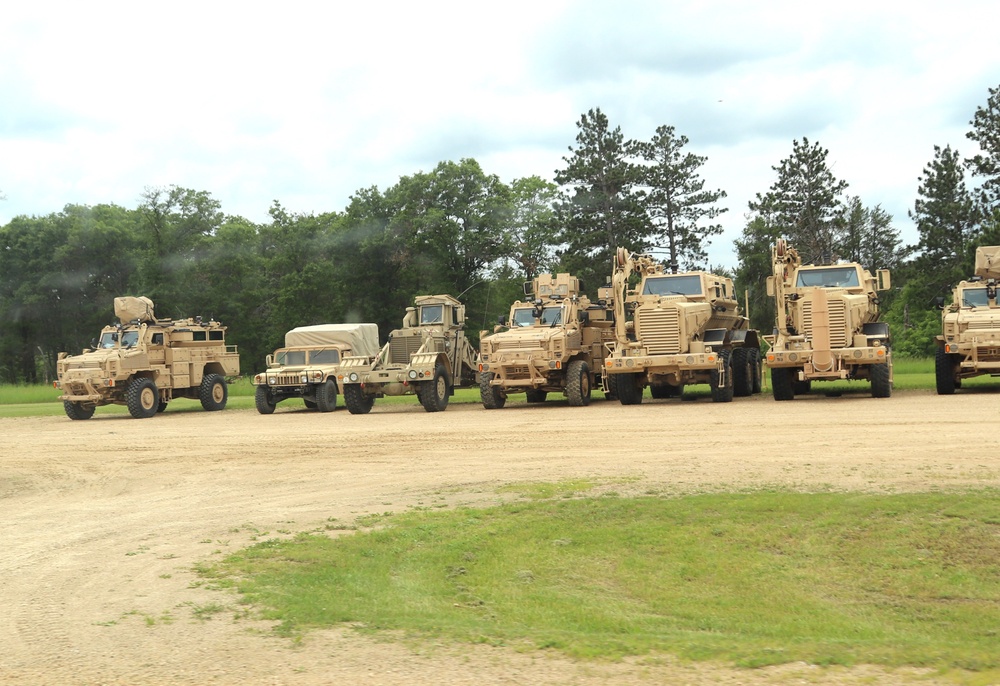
[710,350,734,403]
[616,372,643,405]
[871,360,892,398]
[793,379,812,395]
[565,360,591,407]
[604,373,618,400]
[343,384,375,414]
[418,363,450,412]
[525,389,547,403]
[199,373,228,411]
[126,377,159,419]
[771,367,794,401]
[64,401,95,420]
[935,346,957,395]
[479,372,506,409]
[749,348,762,394]
[315,380,338,412]
[732,348,753,397]
[255,386,276,414]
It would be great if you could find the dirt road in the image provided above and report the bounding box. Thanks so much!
[2,390,997,685]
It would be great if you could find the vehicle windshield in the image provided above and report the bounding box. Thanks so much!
[308,348,340,364]
[643,275,703,296]
[510,305,563,326]
[99,332,118,348]
[275,350,307,366]
[420,304,443,324]
[795,267,860,288]
[961,288,990,307]
[540,306,563,325]
[511,307,535,327]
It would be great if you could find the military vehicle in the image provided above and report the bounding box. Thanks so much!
[764,238,892,400]
[477,273,616,409]
[604,249,761,405]
[252,323,380,413]
[55,296,240,419]
[339,294,478,413]
[934,245,1000,394]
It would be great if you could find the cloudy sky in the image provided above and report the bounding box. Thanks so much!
[1,1,997,268]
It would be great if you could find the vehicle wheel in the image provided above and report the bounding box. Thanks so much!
[199,373,228,411]
[126,377,159,418]
[731,348,753,397]
[479,372,506,409]
[303,399,318,410]
[749,348,762,394]
[616,372,643,405]
[63,401,95,420]
[604,372,618,400]
[157,397,168,413]
[871,360,892,398]
[793,380,812,395]
[771,367,794,401]
[315,380,338,412]
[255,386,276,414]
[710,350,734,403]
[566,360,591,407]
[344,384,375,414]
[419,363,450,412]
[935,346,957,395]
[525,389,547,403]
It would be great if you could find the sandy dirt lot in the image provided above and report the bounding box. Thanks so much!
[2,389,998,685]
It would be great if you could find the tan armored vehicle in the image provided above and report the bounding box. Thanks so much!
[604,249,761,404]
[934,245,1000,394]
[477,273,616,409]
[339,294,478,413]
[764,238,892,400]
[252,323,380,413]
[55,296,240,419]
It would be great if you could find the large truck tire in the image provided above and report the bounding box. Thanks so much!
[732,348,753,397]
[565,360,591,407]
[64,401,95,420]
[315,380,338,412]
[199,373,228,411]
[871,361,892,398]
[126,377,159,419]
[616,372,643,405]
[710,350,734,403]
[479,372,506,409]
[770,367,795,401]
[418,363,450,412]
[343,384,375,414]
[255,386,276,414]
[935,346,957,395]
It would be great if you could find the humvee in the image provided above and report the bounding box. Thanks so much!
[477,273,616,408]
[339,294,478,413]
[252,323,380,413]
[604,248,761,404]
[764,238,892,399]
[55,296,240,419]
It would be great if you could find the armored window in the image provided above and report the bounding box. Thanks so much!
[209,330,224,341]
[642,275,703,296]
[309,349,340,364]
[512,308,535,327]
[151,333,164,345]
[420,305,444,324]
[795,267,860,288]
[961,288,989,307]
[192,331,207,341]
[120,331,140,347]
[540,306,563,325]
[99,332,118,349]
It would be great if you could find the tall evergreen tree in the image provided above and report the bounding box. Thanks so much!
[636,125,727,272]
[966,83,1000,210]
[838,196,907,274]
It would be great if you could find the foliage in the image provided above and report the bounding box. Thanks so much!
[966,82,1000,210]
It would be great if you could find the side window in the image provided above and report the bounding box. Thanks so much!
[151,333,164,345]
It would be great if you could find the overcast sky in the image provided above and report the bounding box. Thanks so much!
[2,1,998,268]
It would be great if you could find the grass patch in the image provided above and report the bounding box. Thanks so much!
[199,491,1000,673]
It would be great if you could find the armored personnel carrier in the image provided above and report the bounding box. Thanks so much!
[252,323,380,413]
[339,294,478,413]
[764,239,892,400]
[478,273,616,409]
[934,245,1000,394]
[55,296,240,419]
[604,249,761,404]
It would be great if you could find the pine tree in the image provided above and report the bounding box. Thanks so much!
[966,83,1000,210]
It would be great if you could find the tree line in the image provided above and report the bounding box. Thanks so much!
[2,84,999,384]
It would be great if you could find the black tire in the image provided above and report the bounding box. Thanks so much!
[710,350,734,403]
[732,348,753,397]
[157,397,168,413]
[749,348,762,394]
[315,380,338,412]
[419,363,450,412]
[126,377,159,419]
[793,380,812,395]
[255,385,276,415]
[479,372,506,409]
[871,360,892,398]
[303,399,318,410]
[616,372,643,405]
[199,373,228,411]
[935,346,957,395]
[63,401,95,420]
[604,373,618,400]
[566,360,591,407]
[344,384,375,414]
[771,367,794,401]
[525,389,547,403]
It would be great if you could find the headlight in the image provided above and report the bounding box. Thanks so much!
[268,376,276,384]
[349,372,359,382]
[408,369,418,380]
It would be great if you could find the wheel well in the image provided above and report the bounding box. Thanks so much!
[203,362,227,377]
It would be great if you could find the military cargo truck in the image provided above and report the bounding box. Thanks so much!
[604,249,761,405]
[477,273,616,409]
[55,296,240,419]
[764,238,892,400]
[252,323,380,413]
[934,245,1000,394]
[339,294,478,413]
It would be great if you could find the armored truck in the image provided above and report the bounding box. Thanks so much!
[339,294,478,413]
[477,273,616,409]
[764,239,892,400]
[55,296,240,419]
[252,323,380,413]
[604,249,761,405]
[934,245,1000,394]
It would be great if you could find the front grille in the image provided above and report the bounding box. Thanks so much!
[496,338,543,351]
[801,300,848,347]
[637,308,680,354]
[968,317,1000,331]
[389,336,423,365]
[504,366,531,379]
[273,374,303,386]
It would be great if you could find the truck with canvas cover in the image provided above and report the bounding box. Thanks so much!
[764,238,892,400]
[55,296,240,419]
[251,323,380,413]
[934,245,1000,394]
[604,249,762,405]
[339,294,478,413]
[477,273,616,409]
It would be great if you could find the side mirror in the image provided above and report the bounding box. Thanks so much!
[522,281,533,297]
[932,296,945,310]
[765,276,775,297]
[877,269,891,291]
[266,354,274,367]
[497,315,507,326]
